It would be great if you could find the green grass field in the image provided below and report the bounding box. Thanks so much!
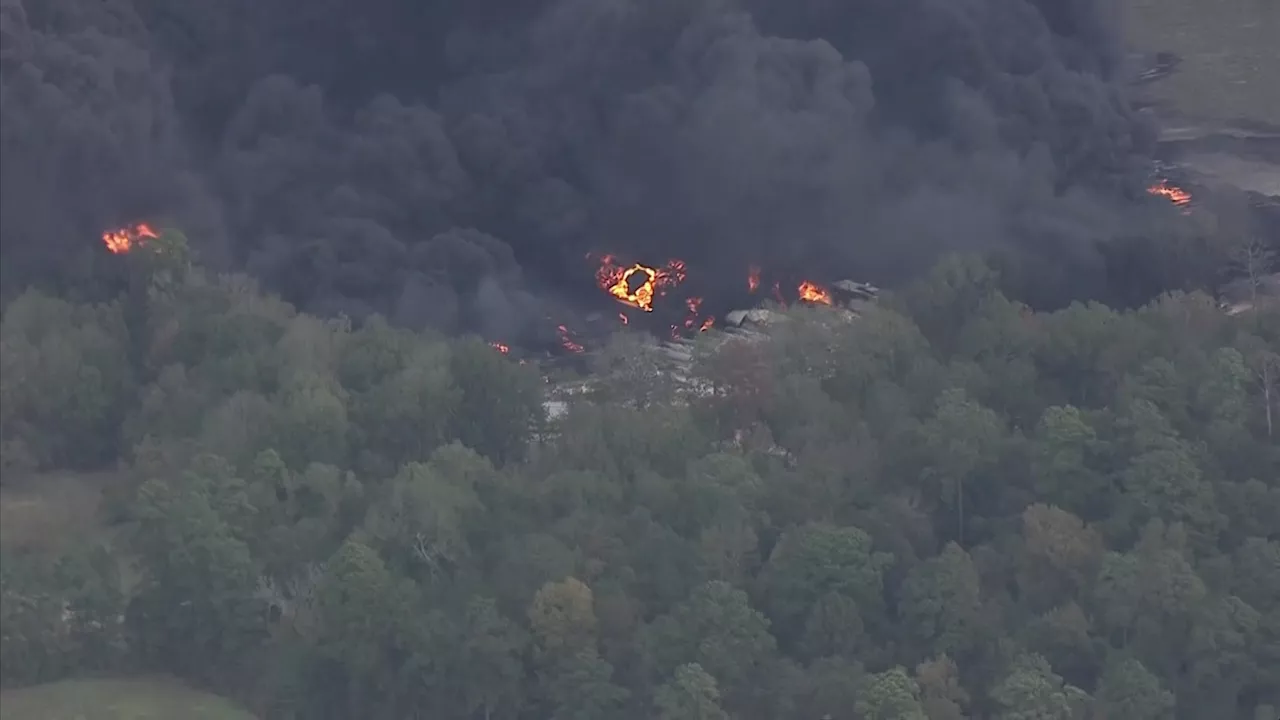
[1124,0,1280,124]
[0,472,113,556]
[0,678,257,720]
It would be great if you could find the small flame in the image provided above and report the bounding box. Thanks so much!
[490,341,510,354]
[102,223,158,254]
[683,297,703,328]
[798,280,833,305]
[557,324,584,354]
[748,265,761,293]
[680,296,716,333]
[1147,180,1191,208]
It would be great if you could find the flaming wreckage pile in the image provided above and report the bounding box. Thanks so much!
[538,257,880,419]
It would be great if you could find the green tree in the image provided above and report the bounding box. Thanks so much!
[127,474,266,682]
[0,552,71,684]
[346,338,460,476]
[1093,656,1174,720]
[449,336,543,464]
[544,649,630,720]
[1029,406,1106,518]
[247,451,351,580]
[271,371,350,468]
[654,663,730,720]
[990,654,1088,720]
[310,539,416,717]
[915,655,970,720]
[761,523,891,641]
[1112,400,1222,540]
[799,591,865,660]
[363,446,487,578]
[529,577,599,665]
[1016,504,1103,612]
[856,666,928,720]
[644,580,777,694]
[1093,522,1206,676]
[459,597,527,720]
[0,290,134,471]
[915,389,1007,544]
[900,542,984,657]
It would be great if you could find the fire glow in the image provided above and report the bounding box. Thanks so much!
[1147,180,1191,208]
[557,324,584,354]
[509,254,854,360]
[102,223,158,254]
[797,280,833,305]
[593,254,686,312]
[590,253,717,334]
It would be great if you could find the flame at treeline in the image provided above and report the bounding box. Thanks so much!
[102,222,158,254]
[489,253,841,357]
[589,253,833,331]
[1147,180,1192,208]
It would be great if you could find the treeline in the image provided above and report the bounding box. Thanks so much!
[1,247,1278,720]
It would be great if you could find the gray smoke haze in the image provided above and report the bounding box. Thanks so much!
[1,0,1171,341]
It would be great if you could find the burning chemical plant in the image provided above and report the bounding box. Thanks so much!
[482,252,863,361]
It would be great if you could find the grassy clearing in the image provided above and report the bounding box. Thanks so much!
[0,678,257,720]
[1124,0,1280,124]
[0,469,139,556]
[0,472,115,555]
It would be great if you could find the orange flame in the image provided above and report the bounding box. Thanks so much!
[102,223,158,254]
[490,341,510,354]
[1147,180,1191,208]
[798,280,833,305]
[748,265,761,293]
[594,254,686,312]
[680,296,716,333]
[557,324,584,353]
[684,297,704,328]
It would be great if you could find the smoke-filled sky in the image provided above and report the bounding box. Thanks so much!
[1,0,1174,341]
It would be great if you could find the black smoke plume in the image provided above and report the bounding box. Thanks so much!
[2,0,1174,343]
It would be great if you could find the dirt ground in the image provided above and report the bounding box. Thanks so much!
[1124,0,1280,124]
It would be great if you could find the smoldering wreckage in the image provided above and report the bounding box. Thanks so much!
[9,0,1278,424]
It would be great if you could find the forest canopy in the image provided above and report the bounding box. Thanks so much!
[1,0,1278,718]
[1,244,1277,720]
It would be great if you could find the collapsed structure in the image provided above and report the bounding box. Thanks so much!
[541,280,880,422]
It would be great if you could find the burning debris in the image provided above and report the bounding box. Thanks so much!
[556,324,584,354]
[592,254,687,313]
[797,281,833,305]
[587,252,854,344]
[102,223,159,254]
[1147,180,1193,208]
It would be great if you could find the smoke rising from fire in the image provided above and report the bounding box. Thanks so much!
[2,0,1169,340]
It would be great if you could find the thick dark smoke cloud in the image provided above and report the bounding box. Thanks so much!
[1,0,1166,340]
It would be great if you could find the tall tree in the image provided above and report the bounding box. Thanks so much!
[654,663,730,720]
